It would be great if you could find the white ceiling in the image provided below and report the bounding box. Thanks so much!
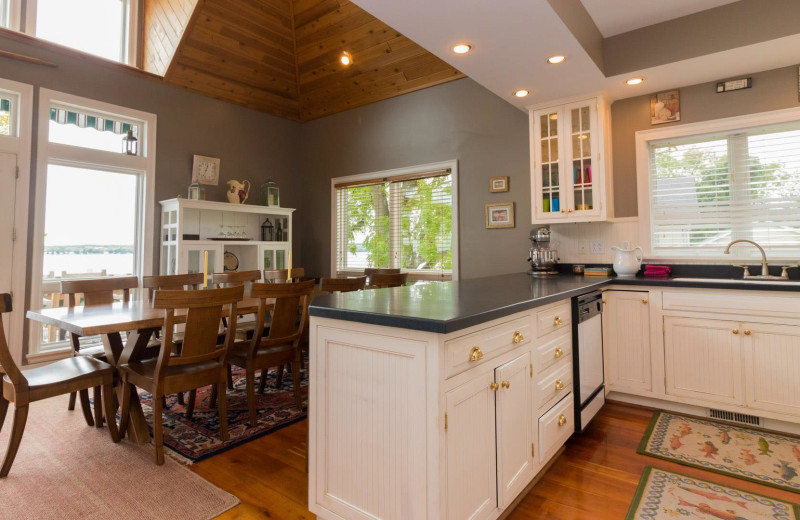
[350,0,800,111]
[581,0,740,37]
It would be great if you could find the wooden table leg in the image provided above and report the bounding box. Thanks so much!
[103,330,155,445]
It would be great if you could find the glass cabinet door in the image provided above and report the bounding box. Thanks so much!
[260,245,288,271]
[185,247,220,274]
[537,109,563,217]
[566,101,599,216]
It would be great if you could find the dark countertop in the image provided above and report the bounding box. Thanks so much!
[309,272,800,334]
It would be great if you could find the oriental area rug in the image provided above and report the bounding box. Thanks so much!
[137,365,308,463]
[639,411,800,494]
[626,466,800,520]
[0,396,239,520]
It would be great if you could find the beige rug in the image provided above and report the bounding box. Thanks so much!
[0,396,239,520]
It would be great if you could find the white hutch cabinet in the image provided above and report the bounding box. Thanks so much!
[159,198,295,277]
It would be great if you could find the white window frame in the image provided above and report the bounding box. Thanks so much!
[0,0,21,30]
[28,88,156,362]
[636,106,800,262]
[0,76,32,366]
[330,160,460,280]
[23,0,139,65]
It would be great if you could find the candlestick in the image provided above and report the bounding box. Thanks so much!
[287,251,292,282]
[203,250,208,288]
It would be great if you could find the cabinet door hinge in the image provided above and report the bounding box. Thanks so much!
[15,165,19,179]
[531,443,535,457]
[530,362,533,378]
[444,412,448,432]
[12,228,17,242]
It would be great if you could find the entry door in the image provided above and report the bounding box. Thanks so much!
[0,152,17,331]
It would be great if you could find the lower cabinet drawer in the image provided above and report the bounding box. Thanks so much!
[537,302,571,338]
[445,315,531,378]
[535,359,572,410]
[534,330,571,374]
[538,393,574,463]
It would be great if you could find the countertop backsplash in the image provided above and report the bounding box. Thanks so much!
[549,218,639,264]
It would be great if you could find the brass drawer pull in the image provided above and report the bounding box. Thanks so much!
[490,382,499,391]
[744,329,751,335]
[558,415,567,427]
[512,330,524,344]
[555,379,565,391]
[469,346,484,361]
[554,348,563,359]
[642,298,648,304]
[553,316,563,326]
[501,380,511,389]
[732,329,739,335]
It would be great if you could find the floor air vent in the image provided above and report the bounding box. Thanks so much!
[708,408,760,426]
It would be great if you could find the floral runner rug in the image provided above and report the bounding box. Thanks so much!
[137,365,308,464]
[627,466,800,520]
[639,412,800,494]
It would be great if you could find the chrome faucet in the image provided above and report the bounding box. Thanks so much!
[724,239,798,280]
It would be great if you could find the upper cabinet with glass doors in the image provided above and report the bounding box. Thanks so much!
[530,96,613,223]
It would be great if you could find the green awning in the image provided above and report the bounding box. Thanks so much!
[49,107,136,136]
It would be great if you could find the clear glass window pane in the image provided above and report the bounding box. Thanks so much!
[571,108,579,133]
[541,140,549,163]
[0,97,11,136]
[0,0,9,28]
[540,115,549,138]
[581,106,590,131]
[548,113,558,136]
[36,0,127,62]
[551,137,558,162]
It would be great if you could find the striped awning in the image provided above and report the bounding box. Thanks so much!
[0,98,10,112]
[49,107,137,136]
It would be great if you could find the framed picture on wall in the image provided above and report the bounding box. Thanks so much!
[485,202,515,228]
[650,89,681,125]
[489,176,509,192]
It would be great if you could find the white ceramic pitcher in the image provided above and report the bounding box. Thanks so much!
[611,245,643,277]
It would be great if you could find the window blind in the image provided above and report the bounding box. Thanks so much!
[335,169,453,278]
[648,121,800,258]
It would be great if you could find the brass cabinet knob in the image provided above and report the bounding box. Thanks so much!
[560,209,566,213]
[558,415,567,427]
[469,346,484,361]
[554,348,563,359]
[512,331,524,344]
[553,316,563,326]
[489,382,499,391]
[744,329,751,335]
[732,329,739,335]
[642,298,648,304]
[602,300,607,304]
[501,380,511,389]
[555,379,565,391]
[567,208,573,213]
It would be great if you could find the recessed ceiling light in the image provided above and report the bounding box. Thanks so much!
[340,51,353,66]
[514,89,530,98]
[452,44,472,54]
[546,55,566,65]
[626,77,644,85]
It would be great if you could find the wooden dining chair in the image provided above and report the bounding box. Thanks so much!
[263,268,305,283]
[371,272,409,288]
[225,279,314,426]
[60,275,139,427]
[320,276,367,293]
[118,285,244,465]
[364,267,399,285]
[0,293,120,477]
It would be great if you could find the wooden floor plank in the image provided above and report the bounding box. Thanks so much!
[190,402,800,519]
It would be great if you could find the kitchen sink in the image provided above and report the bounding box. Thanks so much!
[672,277,800,286]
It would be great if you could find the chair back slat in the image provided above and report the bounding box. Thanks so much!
[212,270,261,287]
[320,276,366,293]
[61,276,139,307]
[263,268,305,283]
[249,279,314,348]
[142,273,203,299]
[371,272,409,288]
[0,294,26,390]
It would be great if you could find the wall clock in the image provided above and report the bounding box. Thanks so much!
[192,154,221,185]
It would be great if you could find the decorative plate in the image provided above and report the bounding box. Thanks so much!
[223,251,239,272]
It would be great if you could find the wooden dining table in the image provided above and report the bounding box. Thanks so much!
[26,296,261,444]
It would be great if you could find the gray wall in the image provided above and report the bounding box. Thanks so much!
[295,78,531,280]
[611,65,800,217]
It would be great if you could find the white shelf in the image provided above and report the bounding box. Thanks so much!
[159,198,295,216]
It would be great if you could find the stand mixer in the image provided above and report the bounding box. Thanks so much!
[527,226,559,276]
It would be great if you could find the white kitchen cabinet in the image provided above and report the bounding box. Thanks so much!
[495,352,534,508]
[445,370,498,520]
[529,96,613,224]
[603,290,652,393]
[743,323,800,416]
[663,316,744,406]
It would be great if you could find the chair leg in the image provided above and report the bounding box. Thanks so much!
[176,392,185,406]
[162,396,169,408]
[210,383,218,409]
[258,368,268,394]
[186,389,196,420]
[217,382,229,442]
[292,350,303,411]
[227,365,234,390]
[0,396,8,434]
[275,364,285,389]
[0,405,29,478]
[102,382,120,443]
[67,391,77,411]
[153,393,165,465]
[78,389,95,427]
[246,368,257,427]
[93,386,103,427]
[119,381,133,440]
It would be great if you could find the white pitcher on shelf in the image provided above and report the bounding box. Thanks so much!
[611,245,643,277]
[226,179,250,204]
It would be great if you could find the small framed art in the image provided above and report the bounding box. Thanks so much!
[485,202,515,228]
[192,154,221,185]
[650,89,680,125]
[489,176,509,192]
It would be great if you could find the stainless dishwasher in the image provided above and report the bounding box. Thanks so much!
[571,290,605,432]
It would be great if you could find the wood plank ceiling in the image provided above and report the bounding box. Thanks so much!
[143,0,465,121]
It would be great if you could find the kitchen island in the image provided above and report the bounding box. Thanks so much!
[307,273,605,520]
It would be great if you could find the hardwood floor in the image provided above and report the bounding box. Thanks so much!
[191,402,800,519]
